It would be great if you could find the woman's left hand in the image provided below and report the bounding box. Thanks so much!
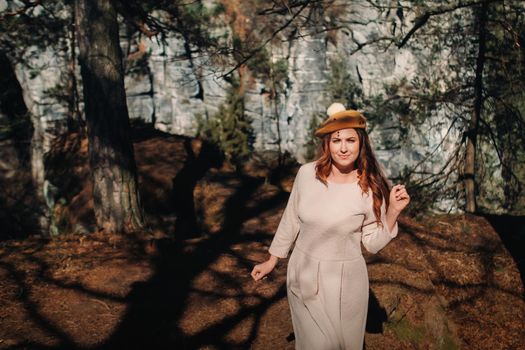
[389,184,410,213]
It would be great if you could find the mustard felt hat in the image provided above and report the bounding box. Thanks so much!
[314,103,367,137]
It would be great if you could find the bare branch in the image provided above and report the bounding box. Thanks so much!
[220,1,310,78]
[350,36,396,54]
[397,12,430,48]
[403,116,460,179]
[397,0,504,48]
[257,0,312,15]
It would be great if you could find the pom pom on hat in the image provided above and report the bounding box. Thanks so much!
[314,102,367,137]
[326,102,346,117]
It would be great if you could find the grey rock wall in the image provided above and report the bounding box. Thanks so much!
[11,0,521,215]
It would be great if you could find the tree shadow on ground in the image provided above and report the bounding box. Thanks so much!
[0,125,298,349]
[383,215,525,349]
[2,205,523,349]
[96,164,291,348]
[362,290,388,350]
[0,255,78,349]
[484,214,525,296]
[366,290,388,333]
[171,138,223,239]
[0,236,149,350]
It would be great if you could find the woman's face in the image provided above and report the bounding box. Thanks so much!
[329,128,360,171]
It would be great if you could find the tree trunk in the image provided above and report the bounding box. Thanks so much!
[75,0,144,233]
[464,1,488,213]
[67,3,83,133]
[269,49,283,168]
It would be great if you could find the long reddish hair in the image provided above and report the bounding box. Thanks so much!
[315,128,391,226]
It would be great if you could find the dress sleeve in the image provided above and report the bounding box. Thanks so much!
[361,199,398,254]
[268,167,302,258]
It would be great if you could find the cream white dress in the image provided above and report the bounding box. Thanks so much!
[268,162,398,350]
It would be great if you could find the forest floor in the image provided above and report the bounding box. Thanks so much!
[0,126,524,349]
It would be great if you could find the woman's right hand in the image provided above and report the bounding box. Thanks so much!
[251,256,278,281]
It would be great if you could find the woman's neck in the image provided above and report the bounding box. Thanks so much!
[328,165,359,183]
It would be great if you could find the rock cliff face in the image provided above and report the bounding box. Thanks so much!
[8,2,421,161]
[120,3,423,164]
[10,0,524,215]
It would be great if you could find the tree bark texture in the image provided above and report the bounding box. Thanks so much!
[464,1,488,213]
[67,3,83,133]
[75,0,144,233]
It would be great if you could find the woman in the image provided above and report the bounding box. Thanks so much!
[251,103,410,349]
